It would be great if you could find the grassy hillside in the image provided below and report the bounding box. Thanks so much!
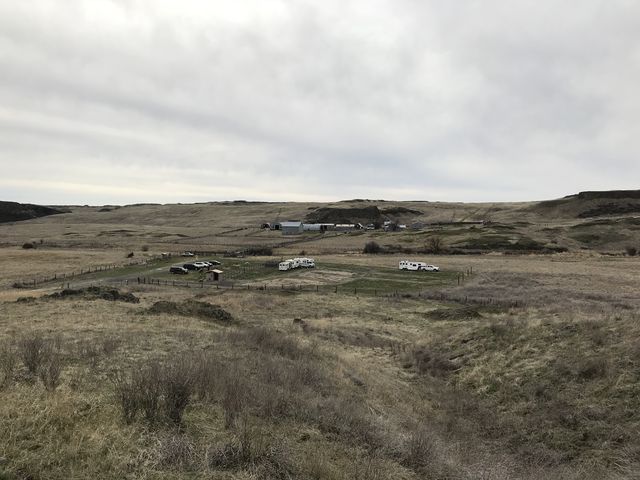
[4,191,640,254]
[1,254,640,478]
[2,192,640,478]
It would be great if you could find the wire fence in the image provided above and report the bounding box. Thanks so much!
[11,253,176,288]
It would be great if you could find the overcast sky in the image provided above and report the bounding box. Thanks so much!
[0,0,639,205]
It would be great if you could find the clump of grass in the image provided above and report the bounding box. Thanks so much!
[17,334,49,376]
[577,357,609,380]
[146,300,234,324]
[0,340,17,388]
[112,355,197,426]
[38,346,63,391]
[154,434,199,470]
[401,345,457,377]
[207,419,294,477]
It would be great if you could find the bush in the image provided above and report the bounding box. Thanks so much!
[0,341,17,388]
[402,424,437,469]
[577,357,608,380]
[162,357,197,425]
[141,245,149,252]
[154,434,198,470]
[244,246,273,256]
[22,242,35,249]
[425,236,444,254]
[18,334,48,376]
[39,347,63,391]
[221,370,249,429]
[363,241,382,254]
[626,246,637,256]
[113,355,198,426]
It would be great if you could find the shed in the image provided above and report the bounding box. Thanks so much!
[207,269,223,282]
[280,221,303,235]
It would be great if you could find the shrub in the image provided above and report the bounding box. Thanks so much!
[22,242,35,249]
[39,347,63,391]
[402,424,437,469]
[363,241,382,254]
[154,434,198,470]
[0,341,17,388]
[221,370,249,429]
[426,236,444,254]
[162,357,197,425]
[141,245,149,252]
[18,334,48,376]
[207,421,294,477]
[626,246,637,256]
[244,246,273,256]
[577,357,608,380]
[113,356,197,426]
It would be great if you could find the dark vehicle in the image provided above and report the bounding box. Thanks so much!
[170,266,189,274]
[182,263,199,271]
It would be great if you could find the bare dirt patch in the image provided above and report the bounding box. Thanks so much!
[250,268,355,287]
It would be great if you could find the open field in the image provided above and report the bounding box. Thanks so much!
[3,196,640,478]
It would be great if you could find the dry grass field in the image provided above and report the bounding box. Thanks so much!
[2,195,640,479]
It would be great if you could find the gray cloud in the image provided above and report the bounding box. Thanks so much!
[0,0,639,204]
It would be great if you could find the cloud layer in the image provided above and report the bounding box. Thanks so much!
[1,0,639,204]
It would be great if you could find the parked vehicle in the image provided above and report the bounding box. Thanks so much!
[181,252,195,257]
[298,257,315,268]
[204,260,221,266]
[279,261,292,271]
[183,263,199,271]
[399,260,439,271]
[193,261,209,269]
[169,266,189,274]
[279,257,315,271]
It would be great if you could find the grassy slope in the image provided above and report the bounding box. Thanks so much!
[3,192,640,254]
[1,254,640,478]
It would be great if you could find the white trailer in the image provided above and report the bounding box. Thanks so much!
[296,257,315,268]
[279,261,292,271]
[279,257,316,271]
[399,260,439,271]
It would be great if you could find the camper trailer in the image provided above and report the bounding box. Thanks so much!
[279,261,292,271]
[399,260,425,271]
[279,257,316,271]
[297,257,315,268]
[399,260,439,271]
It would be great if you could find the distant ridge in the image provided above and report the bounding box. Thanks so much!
[0,201,66,223]
[535,190,640,218]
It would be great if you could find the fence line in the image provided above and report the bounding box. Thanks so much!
[75,275,470,299]
[12,253,176,288]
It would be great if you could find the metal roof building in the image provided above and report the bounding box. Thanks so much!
[280,221,304,235]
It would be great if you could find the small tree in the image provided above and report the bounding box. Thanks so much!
[426,236,443,254]
[626,246,637,256]
[363,241,382,254]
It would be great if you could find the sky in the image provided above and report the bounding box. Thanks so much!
[0,0,639,205]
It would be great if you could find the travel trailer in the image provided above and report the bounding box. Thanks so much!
[279,261,292,271]
[399,260,439,272]
[279,257,316,271]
